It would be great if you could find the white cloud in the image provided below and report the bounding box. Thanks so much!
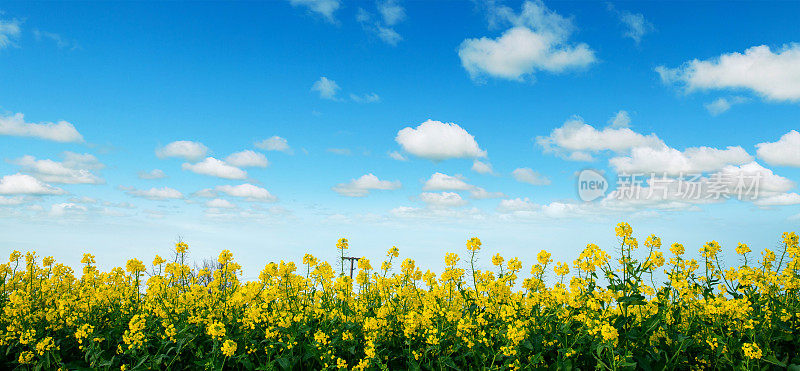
[472,160,494,174]
[537,117,664,161]
[0,173,65,195]
[497,198,591,220]
[103,201,135,209]
[63,152,103,169]
[458,1,595,81]
[422,172,503,199]
[68,196,96,204]
[255,136,292,153]
[182,157,247,179]
[225,150,269,168]
[540,201,584,218]
[289,0,340,23]
[729,162,795,195]
[378,0,405,26]
[0,17,21,49]
[419,192,468,208]
[0,112,83,143]
[656,44,800,102]
[756,130,800,167]
[312,76,340,100]
[469,187,505,199]
[753,193,800,206]
[206,198,236,209]
[357,1,405,46]
[12,153,104,184]
[704,98,731,115]
[374,26,402,45]
[138,169,166,179]
[423,172,472,191]
[0,196,25,206]
[333,173,401,197]
[215,184,278,202]
[498,197,539,213]
[396,119,487,160]
[349,92,381,103]
[609,145,753,175]
[705,96,748,115]
[608,5,653,44]
[49,203,88,217]
[512,167,551,185]
[608,110,631,128]
[388,151,407,161]
[156,141,208,161]
[389,205,485,220]
[124,186,183,200]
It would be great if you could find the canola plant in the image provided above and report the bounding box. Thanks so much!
[1,223,799,370]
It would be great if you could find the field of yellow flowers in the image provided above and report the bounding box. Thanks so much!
[1,222,799,370]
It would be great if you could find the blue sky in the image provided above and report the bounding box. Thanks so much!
[2,1,800,277]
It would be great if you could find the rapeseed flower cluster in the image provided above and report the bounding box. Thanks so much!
[1,223,799,369]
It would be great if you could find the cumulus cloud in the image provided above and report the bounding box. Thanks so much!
[537,117,664,161]
[458,0,595,81]
[472,160,494,174]
[396,119,487,160]
[333,173,401,197]
[289,0,340,23]
[656,44,800,102]
[123,186,183,200]
[756,130,800,167]
[0,173,65,195]
[49,203,88,217]
[311,77,340,100]
[225,150,269,168]
[156,141,208,161]
[0,17,21,49]
[609,145,753,175]
[255,136,292,153]
[138,169,166,179]
[423,173,472,191]
[215,184,278,202]
[419,192,468,208]
[496,198,590,220]
[0,112,83,142]
[12,152,105,184]
[422,172,503,199]
[512,168,551,185]
[182,157,247,179]
[206,198,236,209]
[753,193,800,206]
